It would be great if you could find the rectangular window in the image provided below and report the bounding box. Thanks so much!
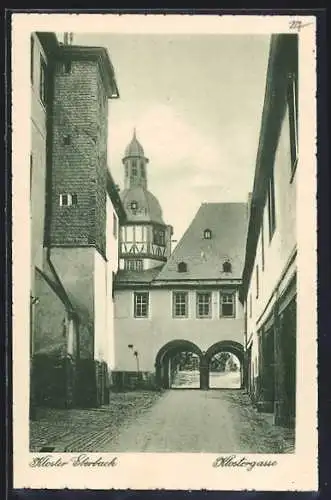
[39,55,47,105]
[63,134,71,145]
[113,213,118,238]
[153,229,166,246]
[134,292,149,318]
[126,226,134,242]
[196,292,211,318]
[173,292,188,318]
[59,193,77,207]
[125,259,143,271]
[135,226,143,242]
[30,35,34,83]
[220,292,235,318]
[288,74,298,176]
[256,265,259,299]
[267,168,276,240]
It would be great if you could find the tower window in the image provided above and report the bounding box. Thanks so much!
[177,262,187,273]
[132,160,137,176]
[222,260,232,273]
[59,193,77,207]
[141,164,145,178]
[130,201,138,211]
[125,259,143,271]
[153,229,165,246]
[63,134,71,145]
[203,229,212,239]
[220,291,235,318]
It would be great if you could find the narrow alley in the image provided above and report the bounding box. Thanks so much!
[30,389,294,454]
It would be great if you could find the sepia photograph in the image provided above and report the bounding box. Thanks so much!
[11,13,317,491]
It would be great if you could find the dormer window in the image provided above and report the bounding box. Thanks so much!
[130,201,138,211]
[203,229,212,239]
[177,262,187,273]
[222,260,232,273]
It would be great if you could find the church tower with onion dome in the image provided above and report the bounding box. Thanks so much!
[119,130,173,271]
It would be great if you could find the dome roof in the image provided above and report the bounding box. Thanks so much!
[120,186,165,225]
[124,129,145,158]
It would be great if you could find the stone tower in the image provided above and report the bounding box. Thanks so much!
[119,131,173,271]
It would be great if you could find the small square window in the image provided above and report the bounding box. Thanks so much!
[177,262,187,273]
[59,193,77,207]
[222,260,232,273]
[63,134,71,145]
[60,194,69,206]
[204,229,212,239]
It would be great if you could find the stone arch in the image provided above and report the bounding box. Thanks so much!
[155,340,203,389]
[205,340,245,389]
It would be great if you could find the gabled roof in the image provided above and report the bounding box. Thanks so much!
[155,203,248,281]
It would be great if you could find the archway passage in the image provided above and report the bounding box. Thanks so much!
[209,352,241,389]
[155,340,203,389]
[171,351,200,389]
[205,341,244,390]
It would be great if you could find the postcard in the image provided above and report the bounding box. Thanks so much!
[11,12,318,491]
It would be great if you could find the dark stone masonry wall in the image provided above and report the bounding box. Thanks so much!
[49,58,108,257]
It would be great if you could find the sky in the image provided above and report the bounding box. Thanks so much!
[62,33,270,242]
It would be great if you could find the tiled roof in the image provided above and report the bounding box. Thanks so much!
[155,203,248,281]
[116,266,164,285]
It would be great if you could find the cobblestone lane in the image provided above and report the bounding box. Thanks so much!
[30,390,295,453]
[30,391,162,452]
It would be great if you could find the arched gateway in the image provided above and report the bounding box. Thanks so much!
[155,340,244,390]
